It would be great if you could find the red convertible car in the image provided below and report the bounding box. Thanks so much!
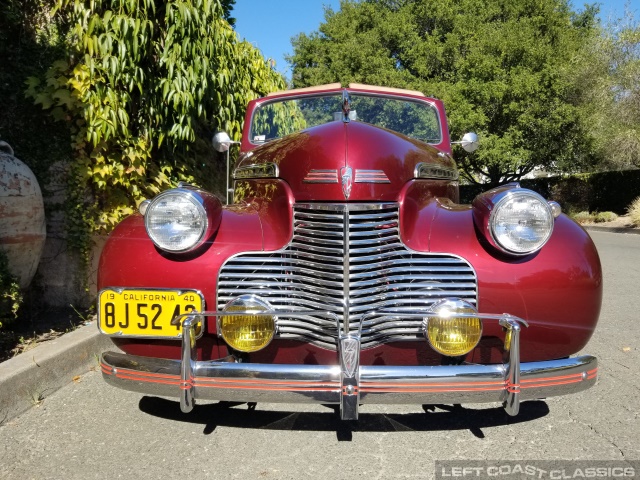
[97,83,601,420]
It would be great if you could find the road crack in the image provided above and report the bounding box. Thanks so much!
[567,410,626,459]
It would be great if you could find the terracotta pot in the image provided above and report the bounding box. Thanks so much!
[0,146,46,288]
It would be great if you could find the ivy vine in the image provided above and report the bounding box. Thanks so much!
[0,250,22,331]
[27,0,286,259]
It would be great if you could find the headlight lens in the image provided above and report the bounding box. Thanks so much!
[219,296,276,353]
[425,298,482,357]
[145,190,207,252]
[490,191,553,254]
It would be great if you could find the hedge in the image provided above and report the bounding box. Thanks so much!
[460,170,640,214]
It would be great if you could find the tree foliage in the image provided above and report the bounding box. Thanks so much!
[27,0,285,249]
[289,0,599,185]
[221,0,236,27]
[0,0,72,185]
[573,11,640,169]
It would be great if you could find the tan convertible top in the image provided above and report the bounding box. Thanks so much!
[266,82,425,98]
[348,83,425,97]
[266,83,341,97]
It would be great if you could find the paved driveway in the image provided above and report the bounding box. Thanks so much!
[0,231,638,479]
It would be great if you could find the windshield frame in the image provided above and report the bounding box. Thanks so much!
[246,89,444,148]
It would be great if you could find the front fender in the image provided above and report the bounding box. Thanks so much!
[400,192,602,362]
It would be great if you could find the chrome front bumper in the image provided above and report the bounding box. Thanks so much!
[100,313,598,420]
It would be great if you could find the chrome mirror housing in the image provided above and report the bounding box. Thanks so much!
[212,131,240,205]
[212,131,233,153]
[453,132,479,153]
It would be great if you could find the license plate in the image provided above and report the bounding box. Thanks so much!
[98,288,204,338]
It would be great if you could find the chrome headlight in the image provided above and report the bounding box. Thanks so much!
[144,188,208,252]
[489,190,554,255]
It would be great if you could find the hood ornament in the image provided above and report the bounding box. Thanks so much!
[341,90,351,123]
[340,166,353,199]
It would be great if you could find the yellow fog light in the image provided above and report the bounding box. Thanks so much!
[424,299,482,357]
[219,295,276,353]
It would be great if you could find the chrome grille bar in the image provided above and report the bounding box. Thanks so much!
[217,203,478,350]
[342,205,350,333]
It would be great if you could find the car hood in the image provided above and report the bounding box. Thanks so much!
[235,121,456,202]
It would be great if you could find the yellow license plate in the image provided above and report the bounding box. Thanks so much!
[98,288,204,338]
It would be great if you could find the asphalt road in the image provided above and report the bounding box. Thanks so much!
[0,231,638,480]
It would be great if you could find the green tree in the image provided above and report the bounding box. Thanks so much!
[289,0,599,186]
[28,0,285,254]
[574,11,640,169]
[0,0,72,185]
[221,0,236,27]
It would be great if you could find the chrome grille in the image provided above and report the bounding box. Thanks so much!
[217,203,477,350]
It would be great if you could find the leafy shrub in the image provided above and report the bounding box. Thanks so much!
[461,170,640,214]
[571,211,594,224]
[0,251,22,330]
[28,0,286,255]
[628,197,640,227]
[594,211,618,223]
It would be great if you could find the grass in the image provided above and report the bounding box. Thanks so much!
[571,211,618,224]
[594,211,618,223]
[572,211,594,224]
[628,197,640,227]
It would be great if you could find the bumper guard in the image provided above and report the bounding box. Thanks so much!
[100,310,597,420]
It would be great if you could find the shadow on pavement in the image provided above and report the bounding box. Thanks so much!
[138,397,550,440]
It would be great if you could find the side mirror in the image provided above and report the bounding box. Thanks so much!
[212,131,233,153]
[453,132,479,153]
[212,131,240,205]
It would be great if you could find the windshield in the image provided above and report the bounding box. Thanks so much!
[249,93,441,145]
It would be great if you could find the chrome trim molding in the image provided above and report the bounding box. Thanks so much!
[354,169,390,183]
[342,205,351,328]
[414,163,459,181]
[217,203,478,350]
[233,162,279,179]
[304,169,391,184]
[303,169,339,183]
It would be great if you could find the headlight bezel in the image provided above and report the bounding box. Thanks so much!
[473,185,555,256]
[143,186,222,253]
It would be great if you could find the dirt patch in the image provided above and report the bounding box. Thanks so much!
[0,307,91,363]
